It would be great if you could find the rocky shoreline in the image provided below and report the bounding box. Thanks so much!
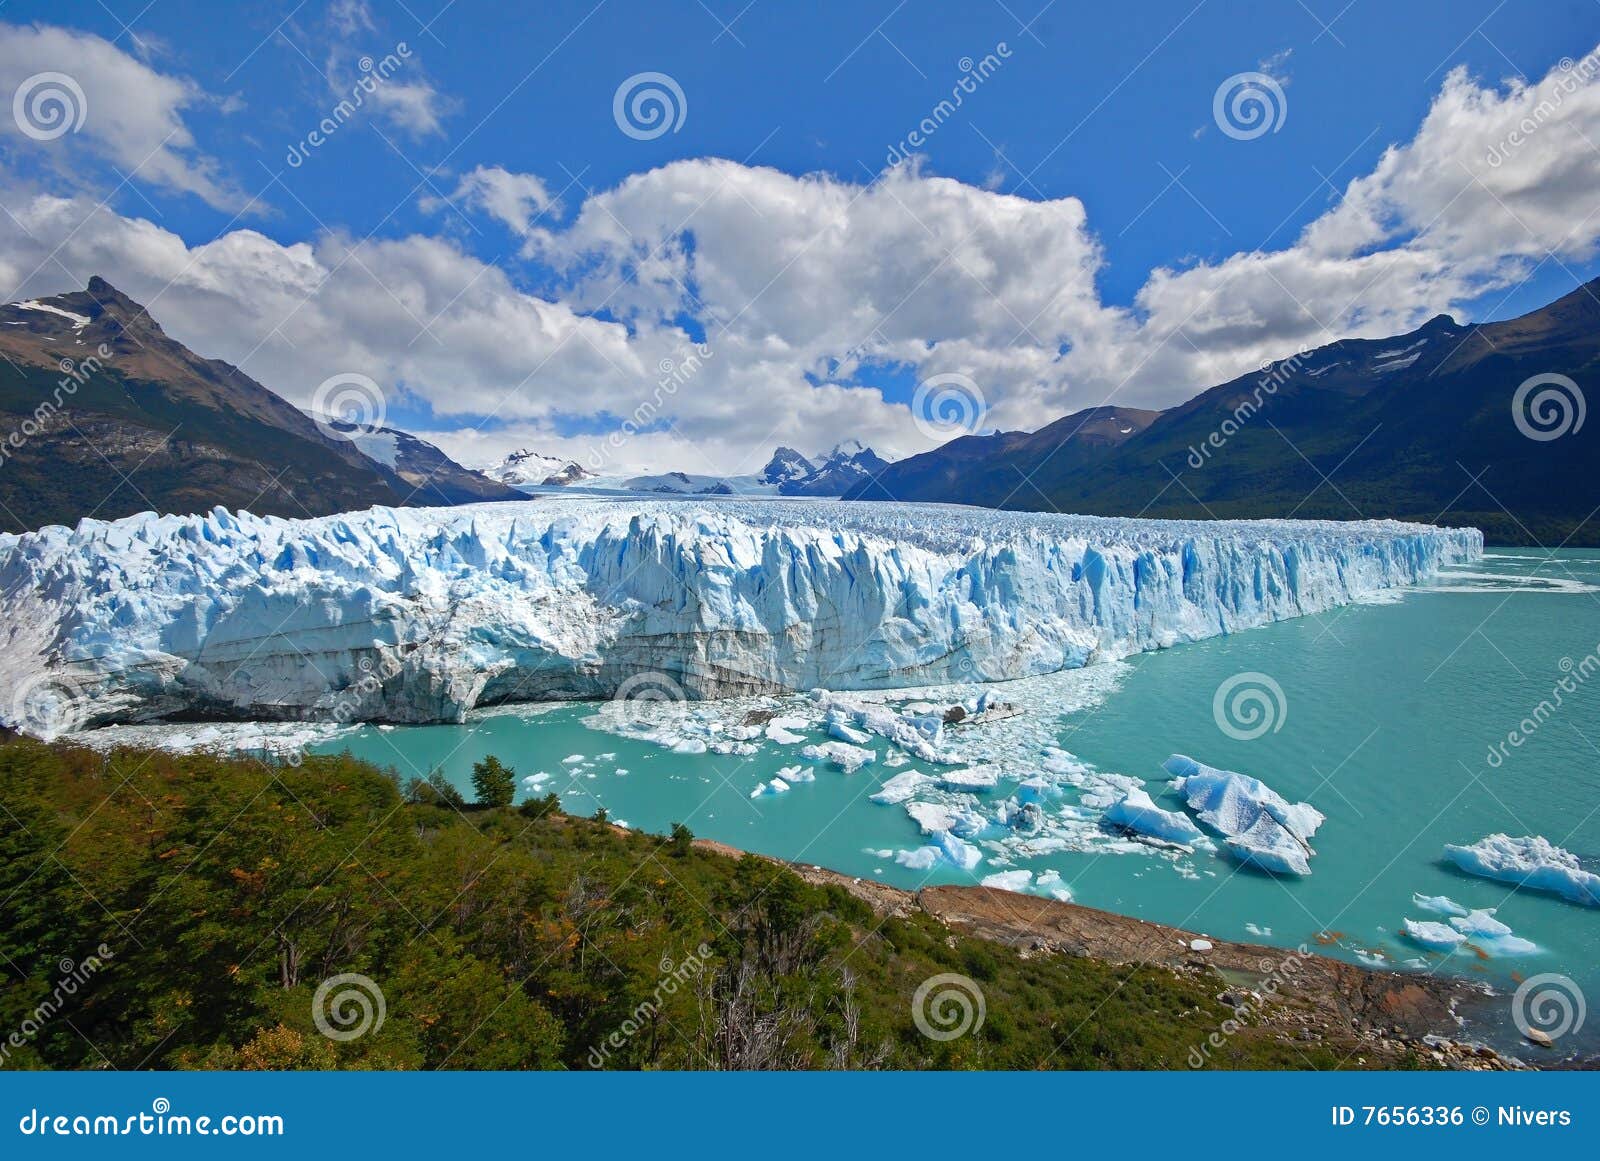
[696,838,1525,1070]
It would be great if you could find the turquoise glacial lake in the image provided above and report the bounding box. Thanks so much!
[314,549,1600,1055]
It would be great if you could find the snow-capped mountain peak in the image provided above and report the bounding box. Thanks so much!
[483,449,596,488]
[758,446,816,487]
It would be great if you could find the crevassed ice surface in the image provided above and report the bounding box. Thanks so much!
[0,497,1481,728]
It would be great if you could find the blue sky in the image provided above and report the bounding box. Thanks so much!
[1,0,1598,471]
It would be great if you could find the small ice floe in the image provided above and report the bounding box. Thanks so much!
[1401,918,1468,951]
[1442,834,1600,906]
[750,778,790,798]
[1036,868,1072,901]
[826,713,871,746]
[562,754,586,765]
[1447,908,1539,956]
[906,800,986,839]
[777,764,816,783]
[1164,754,1322,876]
[869,770,930,804]
[980,869,1033,892]
[1354,948,1389,967]
[1411,893,1469,917]
[1103,788,1204,846]
[765,717,808,745]
[520,771,552,788]
[938,765,999,792]
[800,741,875,773]
[1245,922,1272,937]
[894,829,983,872]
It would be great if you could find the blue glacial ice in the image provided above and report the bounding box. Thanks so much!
[1401,919,1467,951]
[0,496,1480,731]
[1443,834,1600,907]
[1103,788,1205,846]
[1163,754,1323,876]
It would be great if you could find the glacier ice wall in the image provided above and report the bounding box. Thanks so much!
[0,498,1481,729]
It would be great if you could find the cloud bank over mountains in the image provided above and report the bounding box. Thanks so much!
[2,18,1598,474]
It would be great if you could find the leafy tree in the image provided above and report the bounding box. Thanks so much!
[470,756,516,807]
[668,821,694,857]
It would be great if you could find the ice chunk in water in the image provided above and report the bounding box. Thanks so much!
[800,741,875,773]
[1411,893,1468,917]
[1448,908,1511,938]
[980,869,1033,892]
[1104,788,1204,845]
[1164,754,1320,875]
[1442,834,1600,906]
[1401,918,1467,950]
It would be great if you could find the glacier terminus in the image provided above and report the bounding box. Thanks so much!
[0,498,1482,733]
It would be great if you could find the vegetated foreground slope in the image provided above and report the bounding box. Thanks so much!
[0,740,1449,1071]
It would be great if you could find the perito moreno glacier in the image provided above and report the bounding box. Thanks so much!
[0,498,1482,733]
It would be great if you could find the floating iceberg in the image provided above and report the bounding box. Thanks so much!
[1443,834,1600,907]
[800,741,875,773]
[0,497,1480,731]
[1411,893,1468,917]
[980,869,1033,892]
[1401,918,1467,951]
[1449,908,1511,939]
[938,766,1000,791]
[1164,755,1322,876]
[1104,788,1204,846]
[870,770,931,805]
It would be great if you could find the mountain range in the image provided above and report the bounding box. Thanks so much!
[0,278,517,532]
[846,278,1600,546]
[478,439,893,498]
